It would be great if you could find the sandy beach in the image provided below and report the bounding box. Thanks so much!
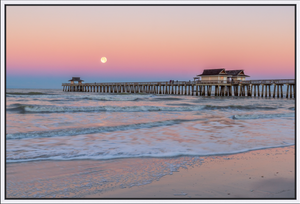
[6,145,295,199]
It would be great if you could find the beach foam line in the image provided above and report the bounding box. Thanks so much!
[6,93,152,101]
[150,97,183,101]
[203,105,278,111]
[6,119,202,140]
[7,103,280,113]
[6,92,47,95]
[232,112,294,120]
[6,143,294,163]
[166,103,195,106]
[7,104,207,113]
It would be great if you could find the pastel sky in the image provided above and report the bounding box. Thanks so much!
[6,5,295,89]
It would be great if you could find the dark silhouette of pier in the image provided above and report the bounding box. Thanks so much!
[62,79,295,98]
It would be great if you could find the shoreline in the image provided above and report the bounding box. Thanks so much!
[5,144,294,164]
[6,145,295,199]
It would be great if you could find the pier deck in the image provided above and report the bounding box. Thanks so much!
[62,79,295,98]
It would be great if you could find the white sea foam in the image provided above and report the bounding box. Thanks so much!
[203,105,278,110]
[232,113,294,120]
[14,104,206,113]
[6,88,295,164]
[7,93,151,101]
[6,141,294,163]
[6,117,294,163]
[9,103,282,113]
[6,119,200,140]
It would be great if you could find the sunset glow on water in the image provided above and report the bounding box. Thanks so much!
[6,89,295,163]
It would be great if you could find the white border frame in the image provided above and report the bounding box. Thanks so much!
[1,1,299,203]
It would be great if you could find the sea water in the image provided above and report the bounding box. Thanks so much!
[6,88,295,162]
[5,88,295,197]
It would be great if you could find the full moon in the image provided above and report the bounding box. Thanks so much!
[101,57,107,63]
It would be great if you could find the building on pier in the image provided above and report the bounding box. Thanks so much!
[197,69,250,83]
[197,68,231,83]
[226,70,249,81]
[69,77,84,85]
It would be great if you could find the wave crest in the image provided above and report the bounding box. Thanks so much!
[7,103,280,113]
[204,105,277,110]
[232,113,294,120]
[6,92,46,95]
[6,119,201,140]
[7,104,206,113]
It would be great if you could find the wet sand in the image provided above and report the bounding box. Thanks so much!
[6,146,295,199]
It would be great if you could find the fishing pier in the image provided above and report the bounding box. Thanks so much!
[62,79,295,98]
[62,69,295,98]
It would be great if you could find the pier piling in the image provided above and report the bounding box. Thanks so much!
[62,79,295,99]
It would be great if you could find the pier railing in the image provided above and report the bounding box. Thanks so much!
[240,79,295,84]
[62,79,295,98]
[62,79,295,86]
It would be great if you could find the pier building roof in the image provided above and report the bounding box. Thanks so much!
[226,70,249,77]
[197,69,231,76]
[69,77,84,82]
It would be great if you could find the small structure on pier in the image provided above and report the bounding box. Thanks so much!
[226,70,249,81]
[197,68,231,83]
[197,69,250,83]
[193,76,200,81]
[69,77,84,85]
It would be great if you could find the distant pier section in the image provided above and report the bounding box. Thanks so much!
[62,69,295,98]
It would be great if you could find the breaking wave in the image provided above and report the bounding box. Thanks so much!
[166,103,195,106]
[6,142,294,163]
[7,104,206,113]
[232,113,294,120]
[203,105,278,110]
[150,97,183,101]
[7,104,280,113]
[80,95,150,101]
[6,93,151,101]
[6,92,47,95]
[6,119,201,140]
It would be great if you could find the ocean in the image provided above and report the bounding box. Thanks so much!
[5,88,295,197]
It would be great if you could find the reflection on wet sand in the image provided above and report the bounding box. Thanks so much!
[7,146,294,198]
